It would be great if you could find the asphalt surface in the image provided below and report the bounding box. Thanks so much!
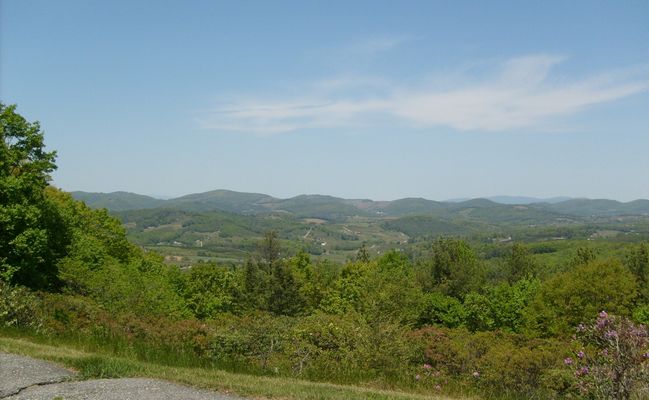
[0,353,246,400]
[0,353,74,397]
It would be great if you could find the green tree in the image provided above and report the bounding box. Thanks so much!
[241,258,269,311]
[355,243,370,263]
[268,261,304,316]
[364,251,423,324]
[320,261,370,315]
[625,243,649,300]
[486,278,539,333]
[525,259,638,337]
[298,258,339,314]
[0,104,67,289]
[429,237,485,298]
[183,262,240,318]
[463,292,495,331]
[259,230,280,273]
[568,246,597,269]
[417,291,465,328]
[504,243,538,283]
[52,190,187,318]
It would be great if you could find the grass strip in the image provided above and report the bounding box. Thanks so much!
[0,335,461,400]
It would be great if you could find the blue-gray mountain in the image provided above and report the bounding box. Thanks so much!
[71,190,649,220]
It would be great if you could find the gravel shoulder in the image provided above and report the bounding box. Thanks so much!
[0,353,246,400]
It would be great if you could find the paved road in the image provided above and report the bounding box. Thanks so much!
[0,353,74,398]
[0,353,246,400]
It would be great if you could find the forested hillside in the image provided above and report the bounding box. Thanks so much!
[73,189,649,218]
[71,190,649,266]
[3,104,649,399]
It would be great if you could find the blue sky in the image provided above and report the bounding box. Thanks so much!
[2,0,648,201]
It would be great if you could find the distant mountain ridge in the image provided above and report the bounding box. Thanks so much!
[71,191,165,211]
[446,196,572,204]
[70,190,649,220]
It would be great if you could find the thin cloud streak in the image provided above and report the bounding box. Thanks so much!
[198,55,649,135]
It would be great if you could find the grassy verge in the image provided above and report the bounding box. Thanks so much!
[0,335,462,400]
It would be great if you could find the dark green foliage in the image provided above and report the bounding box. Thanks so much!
[504,243,538,283]
[0,104,67,289]
[268,261,305,316]
[259,230,280,272]
[568,246,598,268]
[319,261,370,315]
[462,279,539,333]
[354,243,370,263]
[417,292,465,328]
[428,237,485,298]
[626,242,649,300]
[241,259,269,311]
[485,279,539,333]
[296,258,340,313]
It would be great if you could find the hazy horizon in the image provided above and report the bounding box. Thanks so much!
[67,187,649,204]
[2,1,648,201]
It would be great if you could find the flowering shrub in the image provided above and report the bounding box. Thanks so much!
[568,311,649,399]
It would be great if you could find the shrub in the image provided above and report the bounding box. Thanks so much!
[290,312,418,383]
[208,313,294,371]
[410,326,565,397]
[567,312,649,399]
[417,291,465,328]
[633,304,649,325]
[0,280,44,330]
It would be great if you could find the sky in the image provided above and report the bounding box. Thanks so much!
[1,0,648,201]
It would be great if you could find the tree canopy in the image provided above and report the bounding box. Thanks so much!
[1,103,66,288]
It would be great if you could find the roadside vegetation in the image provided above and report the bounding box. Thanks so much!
[1,103,648,399]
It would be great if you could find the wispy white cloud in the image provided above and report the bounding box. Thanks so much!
[343,34,412,56]
[198,55,649,135]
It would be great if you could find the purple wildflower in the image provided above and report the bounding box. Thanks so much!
[564,357,574,365]
[599,310,608,319]
[415,374,421,381]
[577,351,585,359]
[423,363,432,369]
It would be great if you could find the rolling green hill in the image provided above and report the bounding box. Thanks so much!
[543,198,649,216]
[71,191,164,211]
[70,190,649,265]
[72,190,649,219]
[169,189,275,213]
